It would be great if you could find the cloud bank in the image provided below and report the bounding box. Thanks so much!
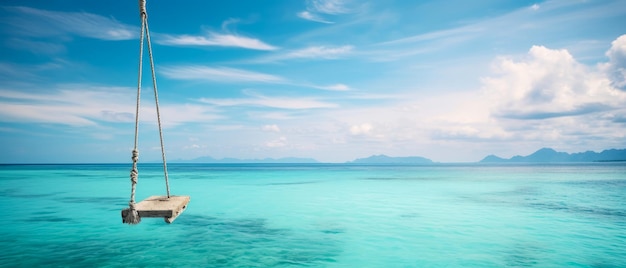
[483,44,625,121]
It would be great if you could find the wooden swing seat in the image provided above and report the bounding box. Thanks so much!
[121,195,190,223]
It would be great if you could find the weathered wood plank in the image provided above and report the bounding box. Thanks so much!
[122,195,190,223]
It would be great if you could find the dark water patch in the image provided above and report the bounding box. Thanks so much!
[57,196,128,206]
[564,179,626,189]
[265,181,319,186]
[488,186,541,198]
[176,214,342,267]
[466,188,626,220]
[528,202,626,218]
[399,212,420,218]
[0,235,170,267]
[503,243,541,267]
[363,177,397,181]
[51,172,92,178]
[0,189,64,198]
[320,228,345,234]
[34,210,58,215]
[180,214,285,236]
[362,177,440,181]
[24,216,73,222]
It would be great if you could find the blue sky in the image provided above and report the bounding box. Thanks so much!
[0,0,625,163]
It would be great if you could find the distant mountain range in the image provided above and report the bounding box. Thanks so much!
[349,154,433,164]
[480,148,626,163]
[173,148,625,164]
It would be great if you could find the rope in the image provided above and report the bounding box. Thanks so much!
[122,3,147,224]
[123,0,171,223]
[144,17,171,198]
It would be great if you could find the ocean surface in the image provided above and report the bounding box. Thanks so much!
[0,162,625,267]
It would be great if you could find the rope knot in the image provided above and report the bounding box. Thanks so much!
[139,0,147,17]
[122,201,141,224]
[132,149,139,162]
[130,169,138,183]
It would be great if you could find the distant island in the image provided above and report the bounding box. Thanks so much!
[480,148,626,163]
[349,154,433,164]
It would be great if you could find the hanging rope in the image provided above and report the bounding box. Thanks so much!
[144,12,172,199]
[123,0,171,224]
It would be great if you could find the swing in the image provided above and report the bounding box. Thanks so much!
[121,0,189,224]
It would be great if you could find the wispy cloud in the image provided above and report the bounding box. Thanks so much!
[297,0,356,23]
[297,11,334,24]
[4,6,136,40]
[308,0,353,14]
[0,84,219,127]
[160,66,286,83]
[377,26,483,47]
[0,85,132,126]
[198,91,338,110]
[250,45,353,63]
[157,18,277,50]
[160,65,350,91]
[281,45,353,59]
[157,32,278,50]
[314,83,350,91]
[5,38,66,55]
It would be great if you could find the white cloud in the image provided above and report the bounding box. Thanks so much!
[601,34,626,89]
[158,32,278,51]
[5,6,136,40]
[262,124,281,132]
[482,45,626,120]
[349,123,372,135]
[266,136,288,148]
[530,4,540,11]
[160,66,286,83]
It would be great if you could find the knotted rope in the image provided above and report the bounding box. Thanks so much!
[123,0,171,224]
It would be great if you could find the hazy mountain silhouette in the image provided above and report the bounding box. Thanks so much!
[480,148,626,163]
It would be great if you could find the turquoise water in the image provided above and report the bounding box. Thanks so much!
[0,163,625,267]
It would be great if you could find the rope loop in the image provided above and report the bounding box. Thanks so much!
[139,0,147,17]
